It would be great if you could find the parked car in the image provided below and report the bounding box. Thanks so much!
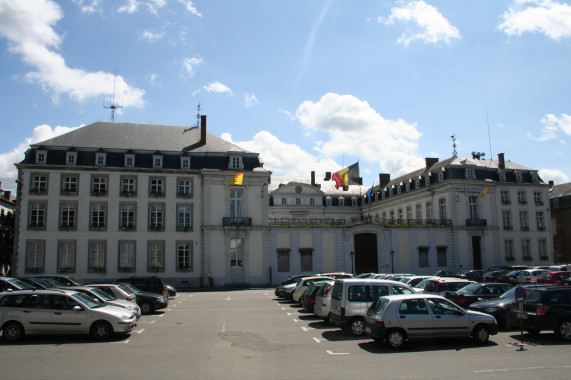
[536,271,571,285]
[516,269,546,284]
[547,264,571,272]
[420,277,475,297]
[364,294,498,348]
[508,286,571,340]
[399,276,433,288]
[119,283,168,315]
[430,270,456,277]
[469,284,556,329]
[446,283,513,308]
[316,273,353,279]
[483,270,511,282]
[32,275,86,287]
[274,275,305,297]
[280,282,299,300]
[313,282,335,322]
[328,278,415,335]
[355,273,379,279]
[166,284,177,298]
[116,276,168,299]
[300,281,332,313]
[87,283,138,303]
[292,276,334,303]
[499,270,524,285]
[16,277,59,289]
[455,270,486,282]
[61,286,141,319]
[0,289,137,342]
[0,277,37,292]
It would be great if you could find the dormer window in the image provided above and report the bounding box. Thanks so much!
[499,172,506,182]
[351,198,357,207]
[397,185,401,195]
[515,173,523,183]
[405,182,410,192]
[180,156,190,169]
[531,174,539,184]
[438,172,444,182]
[229,155,243,170]
[325,197,332,206]
[415,179,420,189]
[95,152,106,167]
[381,190,386,199]
[36,150,47,165]
[66,151,77,166]
[153,154,163,169]
[125,153,135,168]
[465,168,476,179]
[339,197,345,206]
[425,176,430,186]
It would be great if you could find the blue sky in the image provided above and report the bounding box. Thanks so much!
[1,0,570,192]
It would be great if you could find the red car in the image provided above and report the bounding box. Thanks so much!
[536,271,570,285]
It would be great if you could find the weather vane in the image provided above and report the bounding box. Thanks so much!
[184,103,201,133]
[451,134,457,157]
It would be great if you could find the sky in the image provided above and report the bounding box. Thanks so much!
[1,0,571,193]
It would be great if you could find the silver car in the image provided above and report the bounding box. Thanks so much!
[0,289,137,342]
[87,283,138,302]
[313,281,335,322]
[62,286,141,319]
[364,294,498,349]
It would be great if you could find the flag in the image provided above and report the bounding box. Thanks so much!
[365,185,374,199]
[479,185,488,199]
[332,162,360,190]
[229,172,243,186]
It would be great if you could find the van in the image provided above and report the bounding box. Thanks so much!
[328,278,415,335]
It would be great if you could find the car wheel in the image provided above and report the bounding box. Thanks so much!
[2,322,24,343]
[385,329,406,349]
[90,321,113,341]
[350,318,365,335]
[555,320,571,341]
[472,325,489,344]
[140,301,154,315]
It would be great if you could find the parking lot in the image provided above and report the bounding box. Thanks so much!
[1,288,570,380]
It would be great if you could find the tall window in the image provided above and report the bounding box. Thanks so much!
[230,238,244,268]
[118,241,136,272]
[90,203,107,229]
[177,178,192,197]
[536,211,545,230]
[277,249,290,272]
[398,208,403,221]
[538,239,547,259]
[300,248,313,272]
[149,204,165,230]
[426,202,433,220]
[502,210,512,230]
[60,202,77,229]
[522,239,531,260]
[534,191,543,205]
[58,241,76,272]
[468,195,478,220]
[148,241,165,272]
[389,210,395,222]
[230,189,243,217]
[31,174,48,194]
[519,211,529,230]
[149,178,165,196]
[121,177,137,196]
[120,204,136,230]
[500,190,511,204]
[437,246,447,267]
[406,206,412,220]
[439,198,447,220]
[517,191,527,204]
[91,176,107,195]
[176,242,193,271]
[504,239,514,259]
[26,240,45,272]
[88,241,106,272]
[416,204,422,220]
[29,202,46,229]
[419,247,429,268]
[61,175,78,194]
[177,205,192,230]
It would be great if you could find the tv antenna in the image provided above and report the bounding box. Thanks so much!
[451,134,457,157]
[184,103,201,133]
[104,71,123,122]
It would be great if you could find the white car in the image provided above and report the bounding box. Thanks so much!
[0,289,137,342]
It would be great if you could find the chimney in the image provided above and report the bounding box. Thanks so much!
[379,173,391,188]
[324,172,331,181]
[498,153,505,169]
[5,191,10,200]
[425,158,439,168]
[200,115,207,147]
[549,180,554,188]
[311,171,315,186]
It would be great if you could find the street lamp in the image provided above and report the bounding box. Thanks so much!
[350,251,355,275]
[390,250,395,274]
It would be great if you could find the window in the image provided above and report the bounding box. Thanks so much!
[118,241,136,272]
[531,174,539,184]
[153,155,163,168]
[381,211,386,220]
[515,173,522,183]
[120,204,136,230]
[149,177,165,196]
[309,198,315,206]
[124,154,135,168]
[534,191,543,205]
[59,202,77,230]
[339,198,345,206]
[399,299,429,315]
[425,176,430,186]
[148,241,165,272]
[281,198,287,205]
[536,211,545,230]
[419,247,429,268]
[406,206,412,220]
[437,172,444,182]
[230,189,243,217]
[88,241,106,273]
[149,204,165,230]
[277,249,290,272]
[300,248,313,272]
[95,152,106,166]
[36,150,47,164]
[415,179,420,189]
[437,246,447,267]
[405,183,410,192]
[465,168,476,179]
[296,198,301,205]
[468,195,478,220]
[519,211,529,230]
[517,191,527,204]
[500,190,511,205]
[426,202,433,220]
[230,238,244,268]
[522,239,531,260]
[26,240,45,272]
[30,174,48,194]
[180,156,190,169]
[325,197,332,206]
[397,186,401,195]
[499,172,506,182]
[177,178,192,197]
[439,198,447,220]
[389,210,395,222]
[29,202,46,229]
[538,239,547,259]
[61,175,78,194]
[90,203,107,229]
[66,151,77,165]
[502,210,512,230]
[229,156,242,169]
[58,241,76,272]
[504,239,514,259]
[91,176,107,195]
[416,204,422,220]
[177,205,192,230]
[398,208,403,221]
[121,176,137,196]
[176,242,193,271]
[352,198,358,207]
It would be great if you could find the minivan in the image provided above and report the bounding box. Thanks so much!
[328,278,415,335]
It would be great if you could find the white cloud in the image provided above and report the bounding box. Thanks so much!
[117,0,139,14]
[182,57,203,79]
[177,0,202,17]
[529,113,571,141]
[139,29,166,42]
[380,0,461,46]
[295,93,424,175]
[0,124,79,191]
[0,0,145,107]
[539,168,568,184]
[203,81,233,95]
[499,0,571,40]
[72,0,102,15]
[243,92,259,108]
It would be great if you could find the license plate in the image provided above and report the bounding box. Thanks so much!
[365,327,371,334]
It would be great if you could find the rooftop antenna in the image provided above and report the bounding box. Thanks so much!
[451,134,457,157]
[184,103,201,133]
[104,71,122,122]
[486,108,493,160]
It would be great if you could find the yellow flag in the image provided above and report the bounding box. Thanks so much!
[479,185,488,199]
[228,172,243,186]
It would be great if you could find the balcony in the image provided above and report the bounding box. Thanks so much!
[223,217,252,227]
[466,219,487,227]
[268,217,453,228]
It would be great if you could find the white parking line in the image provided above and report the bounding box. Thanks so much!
[225,296,232,301]
[149,320,156,324]
[301,327,308,332]
[159,314,164,318]
[312,337,323,343]
[136,329,144,334]
[326,350,350,355]
[281,307,286,311]
[474,366,571,374]
[221,321,227,333]
[111,340,130,344]
[292,319,299,323]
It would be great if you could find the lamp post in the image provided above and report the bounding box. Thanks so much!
[390,250,395,274]
[350,251,355,275]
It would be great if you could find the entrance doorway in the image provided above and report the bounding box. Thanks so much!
[472,236,482,270]
[354,233,378,275]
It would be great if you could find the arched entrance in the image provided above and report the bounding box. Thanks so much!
[354,233,378,275]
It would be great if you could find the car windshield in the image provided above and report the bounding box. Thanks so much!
[11,279,36,290]
[456,283,481,295]
[414,279,431,289]
[89,288,115,301]
[500,287,518,299]
[72,292,105,308]
[115,284,136,296]
[538,272,552,279]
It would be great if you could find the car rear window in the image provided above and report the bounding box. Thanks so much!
[331,282,343,301]
[367,297,390,315]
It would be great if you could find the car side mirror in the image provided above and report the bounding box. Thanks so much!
[73,306,83,311]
